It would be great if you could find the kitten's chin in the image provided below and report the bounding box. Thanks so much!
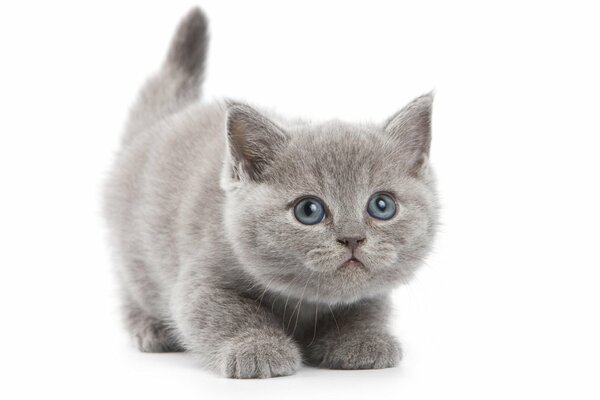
[300,260,373,301]
[296,255,417,304]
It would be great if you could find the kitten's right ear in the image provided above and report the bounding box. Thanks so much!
[225,103,288,182]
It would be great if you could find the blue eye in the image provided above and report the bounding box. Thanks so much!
[294,197,326,225]
[367,193,397,220]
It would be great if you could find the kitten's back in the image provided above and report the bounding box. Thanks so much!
[103,8,221,315]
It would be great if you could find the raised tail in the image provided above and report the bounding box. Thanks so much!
[124,8,209,144]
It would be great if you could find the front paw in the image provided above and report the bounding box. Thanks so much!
[219,330,302,379]
[311,332,402,370]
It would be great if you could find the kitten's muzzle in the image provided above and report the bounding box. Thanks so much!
[336,236,367,270]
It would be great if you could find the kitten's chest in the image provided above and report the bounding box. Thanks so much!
[258,292,337,341]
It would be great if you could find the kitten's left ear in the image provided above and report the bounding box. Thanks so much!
[384,92,433,176]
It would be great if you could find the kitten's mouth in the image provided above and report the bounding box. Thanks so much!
[339,256,366,270]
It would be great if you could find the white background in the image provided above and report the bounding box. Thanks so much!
[1,1,599,399]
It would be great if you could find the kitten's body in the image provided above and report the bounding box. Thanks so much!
[104,8,438,378]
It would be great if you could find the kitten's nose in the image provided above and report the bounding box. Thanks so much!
[337,236,366,251]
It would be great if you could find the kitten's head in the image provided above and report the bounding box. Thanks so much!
[221,94,438,305]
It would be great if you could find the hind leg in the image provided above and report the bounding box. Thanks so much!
[124,302,184,353]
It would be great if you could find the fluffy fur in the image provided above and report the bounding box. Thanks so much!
[104,7,438,378]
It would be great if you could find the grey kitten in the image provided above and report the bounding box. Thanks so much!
[104,7,438,379]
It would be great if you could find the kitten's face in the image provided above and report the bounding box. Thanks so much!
[222,96,438,304]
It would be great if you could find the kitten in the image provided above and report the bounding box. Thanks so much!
[104,7,438,378]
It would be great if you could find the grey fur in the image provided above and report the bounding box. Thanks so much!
[104,7,438,379]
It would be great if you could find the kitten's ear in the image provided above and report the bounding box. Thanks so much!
[225,103,288,182]
[384,92,433,176]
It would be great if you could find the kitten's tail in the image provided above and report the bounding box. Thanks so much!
[123,8,209,144]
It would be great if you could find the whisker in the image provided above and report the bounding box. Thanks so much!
[272,293,279,314]
[270,270,299,315]
[328,304,340,334]
[397,251,426,263]
[253,265,288,314]
[286,298,300,332]
[308,274,320,347]
[291,271,313,336]
[282,274,302,330]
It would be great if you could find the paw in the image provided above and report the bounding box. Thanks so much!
[220,330,302,378]
[314,332,402,370]
[130,317,183,353]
